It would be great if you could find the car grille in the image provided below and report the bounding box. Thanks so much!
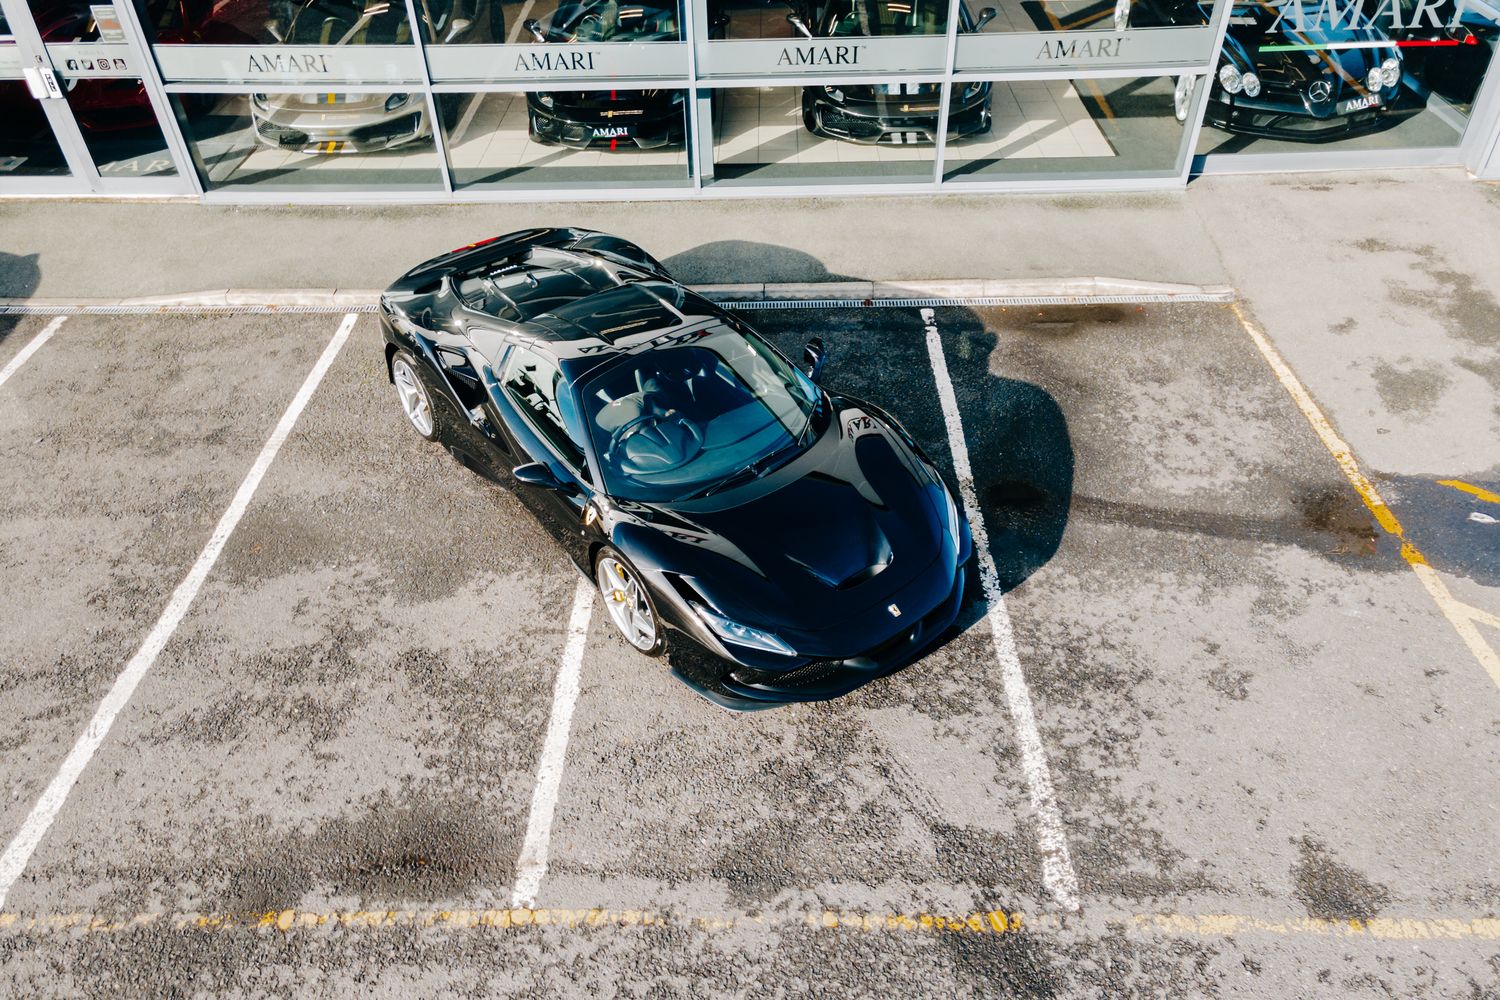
[255,118,308,148]
[729,659,849,691]
[350,113,421,144]
[820,109,884,140]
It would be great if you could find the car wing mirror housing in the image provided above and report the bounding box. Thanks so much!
[524,17,546,40]
[785,11,814,37]
[973,6,997,30]
[513,462,569,491]
[803,338,827,381]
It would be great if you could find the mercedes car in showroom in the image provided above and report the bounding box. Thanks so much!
[787,0,997,144]
[522,0,725,150]
[1119,0,1404,139]
[380,229,972,709]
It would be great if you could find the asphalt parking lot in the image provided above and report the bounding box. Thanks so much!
[1,300,1498,998]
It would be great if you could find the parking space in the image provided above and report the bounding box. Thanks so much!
[1,300,1498,995]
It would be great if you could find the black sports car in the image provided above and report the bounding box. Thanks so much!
[790,0,997,144]
[380,229,972,710]
[1121,0,1404,140]
[523,0,726,149]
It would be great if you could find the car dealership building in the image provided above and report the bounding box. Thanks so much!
[3,0,1500,201]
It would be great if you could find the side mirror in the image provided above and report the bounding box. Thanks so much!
[785,11,814,37]
[973,6,997,30]
[442,16,472,41]
[803,338,827,382]
[524,17,546,41]
[513,462,567,490]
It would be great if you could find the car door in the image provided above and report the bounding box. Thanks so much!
[488,344,595,569]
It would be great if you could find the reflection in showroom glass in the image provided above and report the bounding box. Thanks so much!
[942,75,1187,179]
[1170,0,1500,155]
[130,0,422,44]
[440,89,690,190]
[712,84,941,183]
[175,91,443,189]
[0,81,73,176]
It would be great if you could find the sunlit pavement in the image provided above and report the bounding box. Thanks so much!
[0,297,1496,997]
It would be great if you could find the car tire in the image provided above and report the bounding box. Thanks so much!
[1173,74,1194,123]
[802,96,822,137]
[390,349,442,442]
[595,546,667,658]
[488,0,505,43]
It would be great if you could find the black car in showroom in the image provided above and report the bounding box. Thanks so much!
[380,229,972,709]
[1119,0,1404,139]
[790,0,997,144]
[523,0,725,149]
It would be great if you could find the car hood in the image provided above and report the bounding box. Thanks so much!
[622,398,961,636]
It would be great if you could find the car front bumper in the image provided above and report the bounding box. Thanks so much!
[527,99,684,150]
[805,90,991,145]
[1204,92,1400,142]
[250,102,430,154]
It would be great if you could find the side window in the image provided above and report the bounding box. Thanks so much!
[501,347,589,477]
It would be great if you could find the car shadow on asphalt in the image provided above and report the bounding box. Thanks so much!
[0,252,41,348]
[667,303,1075,710]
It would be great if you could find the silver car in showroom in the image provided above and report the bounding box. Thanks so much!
[250,0,498,153]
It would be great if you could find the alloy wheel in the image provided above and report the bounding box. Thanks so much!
[597,555,658,652]
[392,356,435,437]
[1174,75,1194,123]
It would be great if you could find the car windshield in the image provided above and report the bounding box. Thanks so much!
[287,0,410,43]
[547,0,680,41]
[822,0,948,36]
[579,327,820,503]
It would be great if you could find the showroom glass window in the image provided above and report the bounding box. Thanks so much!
[131,0,445,192]
[424,0,693,191]
[1193,0,1500,160]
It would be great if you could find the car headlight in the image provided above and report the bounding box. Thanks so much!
[251,92,269,110]
[385,93,409,112]
[1381,56,1400,87]
[1241,71,1261,97]
[825,86,844,102]
[961,82,984,101]
[1366,66,1383,92]
[941,488,961,546]
[1218,63,1243,95]
[690,602,796,656]
[536,92,554,108]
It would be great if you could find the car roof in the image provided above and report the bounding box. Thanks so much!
[448,248,733,373]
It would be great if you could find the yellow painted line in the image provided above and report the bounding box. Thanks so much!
[1231,303,1500,690]
[1438,479,1500,505]
[4,906,1500,943]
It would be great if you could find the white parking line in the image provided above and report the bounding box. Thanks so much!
[0,313,357,911]
[511,577,595,908]
[0,316,67,390]
[920,307,1082,913]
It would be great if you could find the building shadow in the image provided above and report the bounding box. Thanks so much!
[663,240,859,285]
[0,252,42,348]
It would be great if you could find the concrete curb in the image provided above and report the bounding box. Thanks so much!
[0,278,1236,314]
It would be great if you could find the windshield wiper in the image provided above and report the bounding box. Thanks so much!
[688,440,802,500]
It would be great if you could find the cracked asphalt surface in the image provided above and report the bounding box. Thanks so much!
[0,302,1498,998]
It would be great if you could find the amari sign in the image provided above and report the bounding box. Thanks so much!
[955,25,1217,73]
[1264,0,1470,29]
[155,45,424,84]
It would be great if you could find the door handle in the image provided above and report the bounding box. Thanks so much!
[22,66,64,100]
